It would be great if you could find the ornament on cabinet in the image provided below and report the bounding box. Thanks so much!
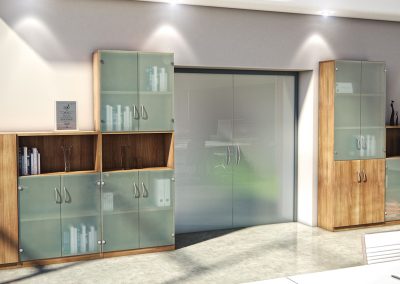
[390,100,395,126]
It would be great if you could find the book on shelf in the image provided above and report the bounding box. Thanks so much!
[19,147,41,176]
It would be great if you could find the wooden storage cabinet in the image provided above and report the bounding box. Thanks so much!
[318,60,386,231]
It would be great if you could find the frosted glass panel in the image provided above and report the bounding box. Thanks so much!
[174,73,234,233]
[174,72,296,233]
[233,75,295,226]
[334,60,362,160]
[19,176,62,261]
[386,159,400,221]
[61,173,101,256]
[360,62,386,159]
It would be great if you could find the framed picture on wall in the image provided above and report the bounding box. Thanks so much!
[55,101,77,130]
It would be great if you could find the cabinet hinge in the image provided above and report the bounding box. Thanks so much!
[335,67,338,71]
[384,69,387,72]
[171,233,175,237]
[171,177,175,182]
[171,118,175,123]
[97,181,105,186]
[100,59,105,64]
[19,248,23,253]
[171,62,174,66]
[18,186,23,191]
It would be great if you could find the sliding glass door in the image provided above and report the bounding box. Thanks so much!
[174,70,296,233]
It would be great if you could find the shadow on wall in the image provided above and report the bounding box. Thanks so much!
[0,0,197,63]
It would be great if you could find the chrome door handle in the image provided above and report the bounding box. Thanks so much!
[361,136,367,150]
[356,138,361,150]
[134,182,140,198]
[363,170,367,182]
[236,145,241,165]
[140,105,145,119]
[141,182,149,198]
[226,146,231,165]
[54,187,62,204]
[63,187,71,203]
[133,105,139,120]
[357,172,362,183]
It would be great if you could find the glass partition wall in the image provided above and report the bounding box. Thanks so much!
[174,70,297,233]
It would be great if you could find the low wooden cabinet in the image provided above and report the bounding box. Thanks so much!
[333,159,385,228]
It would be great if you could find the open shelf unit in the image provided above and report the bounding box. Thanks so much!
[386,126,400,158]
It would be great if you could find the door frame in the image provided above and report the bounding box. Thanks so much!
[175,67,299,222]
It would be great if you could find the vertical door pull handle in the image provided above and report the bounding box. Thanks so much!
[141,182,149,198]
[226,146,231,165]
[356,138,361,150]
[140,105,145,119]
[133,105,139,120]
[54,187,62,204]
[63,187,71,203]
[363,170,367,182]
[236,145,241,165]
[134,182,140,198]
[357,172,362,183]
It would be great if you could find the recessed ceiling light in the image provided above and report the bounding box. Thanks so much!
[169,0,180,5]
[319,10,335,17]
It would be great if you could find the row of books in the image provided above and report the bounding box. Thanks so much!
[63,224,98,255]
[19,147,41,176]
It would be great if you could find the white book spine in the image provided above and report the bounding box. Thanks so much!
[116,105,122,131]
[37,153,41,174]
[80,224,87,253]
[128,107,133,130]
[106,105,113,131]
[30,153,34,175]
[32,148,38,175]
[70,226,78,255]
[152,66,158,92]
[123,106,130,131]
[88,226,96,252]
[23,147,28,176]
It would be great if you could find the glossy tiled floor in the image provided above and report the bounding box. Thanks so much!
[1,222,400,284]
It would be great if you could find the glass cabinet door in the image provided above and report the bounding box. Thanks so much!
[60,173,101,256]
[100,51,139,132]
[385,159,400,221]
[360,61,386,159]
[138,170,174,248]
[19,176,62,261]
[138,52,174,131]
[334,60,362,160]
[101,171,140,252]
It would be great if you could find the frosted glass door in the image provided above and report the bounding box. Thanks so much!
[138,53,174,131]
[174,73,234,233]
[233,75,295,227]
[100,51,139,132]
[101,171,139,252]
[19,176,61,261]
[139,170,174,248]
[360,61,386,159]
[334,60,362,160]
[61,173,101,256]
[385,159,400,221]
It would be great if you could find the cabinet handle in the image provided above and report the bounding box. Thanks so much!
[356,138,361,150]
[54,187,62,204]
[134,182,140,198]
[226,146,231,165]
[357,172,362,183]
[236,145,241,165]
[140,105,145,119]
[141,182,149,198]
[63,187,71,203]
[133,105,139,120]
[363,170,367,182]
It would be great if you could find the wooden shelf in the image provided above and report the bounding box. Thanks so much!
[103,167,173,174]
[102,133,174,172]
[19,170,99,178]
[386,156,400,160]
[386,126,400,129]
[18,134,101,175]
[102,131,173,135]
[16,131,99,137]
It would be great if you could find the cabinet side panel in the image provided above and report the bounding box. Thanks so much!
[0,134,18,264]
[93,51,101,132]
[318,61,335,230]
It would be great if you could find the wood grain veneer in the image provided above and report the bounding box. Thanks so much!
[0,134,18,264]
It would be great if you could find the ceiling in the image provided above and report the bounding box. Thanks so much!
[137,0,400,22]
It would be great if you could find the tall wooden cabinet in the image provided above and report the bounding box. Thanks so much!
[318,60,386,231]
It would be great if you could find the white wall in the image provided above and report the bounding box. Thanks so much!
[2,0,400,226]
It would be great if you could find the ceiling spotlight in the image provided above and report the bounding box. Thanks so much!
[319,10,334,17]
[169,0,180,5]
